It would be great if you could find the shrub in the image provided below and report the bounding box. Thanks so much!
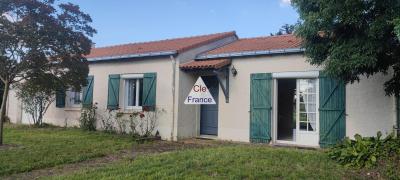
[79,103,97,131]
[98,109,116,133]
[328,132,400,168]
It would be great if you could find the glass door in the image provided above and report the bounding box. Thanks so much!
[295,79,319,146]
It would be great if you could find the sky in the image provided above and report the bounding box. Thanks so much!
[61,0,298,47]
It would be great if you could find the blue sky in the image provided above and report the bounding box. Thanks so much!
[62,0,298,47]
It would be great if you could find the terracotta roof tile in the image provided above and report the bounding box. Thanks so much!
[202,34,301,56]
[86,31,236,60]
[180,59,231,70]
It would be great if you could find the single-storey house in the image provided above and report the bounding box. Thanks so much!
[6,31,399,147]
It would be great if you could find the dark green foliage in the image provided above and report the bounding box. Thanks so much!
[292,0,400,95]
[395,18,400,40]
[270,23,296,36]
[328,132,400,168]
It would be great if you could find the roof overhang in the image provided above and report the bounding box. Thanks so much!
[180,59,231,71]
[87,50,177,62]
[196,48,304,60]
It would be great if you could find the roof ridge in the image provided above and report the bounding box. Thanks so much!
[93,31,236,50]
[239,33,296,40]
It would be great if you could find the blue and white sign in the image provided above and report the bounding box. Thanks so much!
[184,77,216,104]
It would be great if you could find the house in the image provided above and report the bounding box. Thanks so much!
[6,31,398,147]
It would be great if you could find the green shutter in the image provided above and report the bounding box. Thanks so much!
[250,73,272,143]
[55,88,66,108]
[142,73,157,110]
[82,76,94,108]
[319,72,346,147]
[107,74,120,110]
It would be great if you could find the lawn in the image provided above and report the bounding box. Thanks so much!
[0,124,134,176]
[50,145,354,180]
[1,124,361,179]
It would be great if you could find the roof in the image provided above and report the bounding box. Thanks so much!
[86,31,236,61]
[197,34,302,59]
[180,59,231,70]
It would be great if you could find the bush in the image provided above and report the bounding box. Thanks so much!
[328,132,400,168]
[79,103,97,131]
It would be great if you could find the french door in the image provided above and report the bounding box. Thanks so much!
[294,79,319,146]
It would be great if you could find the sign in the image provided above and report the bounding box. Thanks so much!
[184,77,216,104]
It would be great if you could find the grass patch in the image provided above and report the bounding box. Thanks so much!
[0,124,134,176]
[50,145,354,179]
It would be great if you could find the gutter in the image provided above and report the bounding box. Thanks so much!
[87,51,177,62]
[196,48,304,60]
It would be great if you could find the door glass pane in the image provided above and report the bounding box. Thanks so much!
[300,121,307,130]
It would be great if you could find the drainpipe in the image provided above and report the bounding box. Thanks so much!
[170,55,176,141]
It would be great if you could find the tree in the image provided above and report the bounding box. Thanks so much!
[0,82,3,111]
[395,18,400,40]
[292,0,400,95]
[15,77,57,126]
[0,0,96,145]
[270,23,295,36]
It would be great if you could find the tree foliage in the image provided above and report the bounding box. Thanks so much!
[15,79,56,126]
[270,24,296,36]
[0,0,96,144]
[292,0,400,95]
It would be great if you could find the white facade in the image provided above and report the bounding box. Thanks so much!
[6,38,397,146]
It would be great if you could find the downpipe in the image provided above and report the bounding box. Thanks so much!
[170,55,176,141]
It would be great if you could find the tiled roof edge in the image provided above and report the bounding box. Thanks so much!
[87,50,177,62]
[196,48,304,60]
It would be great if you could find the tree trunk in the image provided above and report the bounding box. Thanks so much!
[0,82,10,145]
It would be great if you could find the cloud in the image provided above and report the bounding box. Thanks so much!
[280,0,291,7]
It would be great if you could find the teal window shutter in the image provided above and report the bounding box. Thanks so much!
[142,73,157,111]
[55,88,66,108]
[250,73,272,143]
[319,72,346,148]
[107,74,120,110]
[82,76,94,108]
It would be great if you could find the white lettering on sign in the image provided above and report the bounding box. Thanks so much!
[184,77,216,104]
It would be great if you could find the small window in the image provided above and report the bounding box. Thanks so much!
[67,90,82,107]
[124,78,143,109]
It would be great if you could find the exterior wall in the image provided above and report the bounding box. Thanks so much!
[346,73,396,138]
[173,35,238,140]
[7,57,175,140]
[198,54,396,142]
[88,57,174,140]
[217,54,319,142]
[5,35,238,142]
[6,89,22,124]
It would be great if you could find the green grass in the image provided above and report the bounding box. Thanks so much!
[50,145,353,180]
[0,124,134,176]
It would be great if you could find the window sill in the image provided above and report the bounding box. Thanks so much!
[120,107,143,114]
[64,107,81,111]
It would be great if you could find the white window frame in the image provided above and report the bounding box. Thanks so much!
[121,74,144,111]
[272,71,320,146]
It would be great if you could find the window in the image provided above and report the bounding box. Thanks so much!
[67,90,82,107]
[124,76,143,109]
[297,79,317,132]
[73,91,82,104]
